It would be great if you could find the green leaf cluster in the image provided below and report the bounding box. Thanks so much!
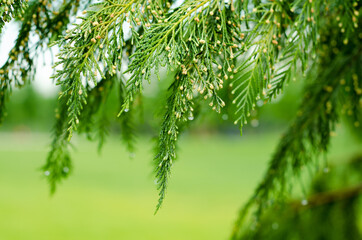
[0,1,361,234]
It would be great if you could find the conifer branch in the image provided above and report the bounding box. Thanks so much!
[0,0,28,34]
[1,0,360,217]
[238,155,362,240]
[97,109,110,153]
[120,0,212,114]
[42,97,72,193]
[230,0,322,128]
[0,0,81,123]
[77,75,114,141]
[154,71,194,212]
[52,0,163,140]
[119,77,136,153]
[231,10,362,237]
[290,183,362,210]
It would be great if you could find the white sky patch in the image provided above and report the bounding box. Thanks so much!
[0,22,58,97]
[33,50,59,97]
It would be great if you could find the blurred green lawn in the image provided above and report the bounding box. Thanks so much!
[0,130,360,240]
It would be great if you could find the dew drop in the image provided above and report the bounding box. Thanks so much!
[124,108,129,112]
[272,222,279,230]
[63,167,69,173]
[256,99,264,107]
[44,171,50,176]
[251,119,259,127]
[301,199,308,206]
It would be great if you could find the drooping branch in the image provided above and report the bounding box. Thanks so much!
[231,7,362,238]
[290,183,362,210]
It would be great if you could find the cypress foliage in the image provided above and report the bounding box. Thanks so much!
[232,14,362,236]
[0,0,28,34]
[0,0,361,237]
[237,155,362,240]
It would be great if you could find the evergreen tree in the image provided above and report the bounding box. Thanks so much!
[1,0,361,238]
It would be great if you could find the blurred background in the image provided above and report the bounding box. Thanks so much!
[0,77,361,240]
[1,20,362,240]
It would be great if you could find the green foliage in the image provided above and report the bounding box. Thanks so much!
[0,1,361,237]
[0,0,28,34]
[154,72,194,212]
[0,0,83,123]
[238,155,362,240]
[232,4,362,238]
[42,96,72,193]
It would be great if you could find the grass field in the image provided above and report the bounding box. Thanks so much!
[0,129,360,240]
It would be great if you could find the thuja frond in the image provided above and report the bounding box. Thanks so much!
[78,74,114,152]
[97,108,110,153]
[41,0,362,209]
[231,8,362,238]
[77,75,114,140]
[230,0,326,128]
[45,72,116,188]
[121,0,210,111]
[42,97,72,193]
[119,0,243,207]
[119,109,136,153]
[154,71,194,212]
[0,0,28,34]
[52,0,168,140]
[119,78,136,153]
